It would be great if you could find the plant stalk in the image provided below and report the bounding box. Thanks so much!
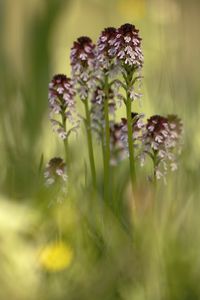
[62,112,69,167]
[126,90,136,186]
[103,75,111,202]
[84,98,97,189]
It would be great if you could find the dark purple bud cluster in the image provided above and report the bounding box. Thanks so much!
[48,74,79,140]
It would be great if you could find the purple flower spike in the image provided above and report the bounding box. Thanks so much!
[141,114,183,181]
[49,74,75,111]
[70,36,96,99]
[96,27,118,75]
[71,37,95,70]
[145,115,170,150]
[115,23,144,68]
[48,74,79,140]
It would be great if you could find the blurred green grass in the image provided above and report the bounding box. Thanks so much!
[0,0,200,299]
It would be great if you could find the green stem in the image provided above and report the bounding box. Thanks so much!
[124,69,138,216]
[126,91,136,186]
[151,151,158,211]
[123,68,137,189]
[84,98,97,189]
[61,112,69,167]
[103,75,111,202]
[101,127,106,172]
[153,150,158,185]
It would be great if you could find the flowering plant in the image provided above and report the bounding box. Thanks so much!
[46,23,183,205]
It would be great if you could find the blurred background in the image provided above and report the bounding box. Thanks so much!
[0,0,200,299]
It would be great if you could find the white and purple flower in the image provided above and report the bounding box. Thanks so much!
[141,115,183,180]
[70,36,96,100]
[44,157,67,186]
[48,74,79,140]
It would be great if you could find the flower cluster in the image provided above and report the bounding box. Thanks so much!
[48,74,79,139]
[97,24,144,105]
[96,27,118,76]
[115,23,144,69]
[141,115,183,180]
[44,157,67,186]
[96,24,143,75]
[70,36,96,99]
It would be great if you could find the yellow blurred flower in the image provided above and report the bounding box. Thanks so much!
[39,242,74,272]
[117,0,146,19]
